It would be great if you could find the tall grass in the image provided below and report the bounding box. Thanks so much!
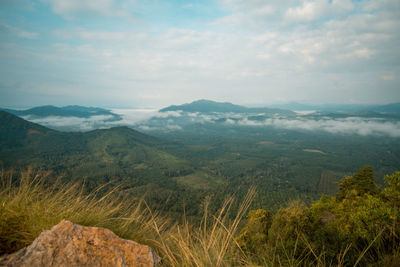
[0,168,166,253]
[154,191,256,267]
[3,169,395,266]
[0,169,255,266]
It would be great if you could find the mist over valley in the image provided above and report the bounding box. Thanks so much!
[5,100,400,138]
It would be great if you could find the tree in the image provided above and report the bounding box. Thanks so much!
[382,171,400,207]
[337,166,378,200]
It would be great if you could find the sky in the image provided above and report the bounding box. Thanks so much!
[0,0,399,109]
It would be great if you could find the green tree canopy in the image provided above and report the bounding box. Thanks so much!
[337,166,378,200]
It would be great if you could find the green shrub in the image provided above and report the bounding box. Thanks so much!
[305,167,400,265]
[237,209,272,254]
[239,167,400,266]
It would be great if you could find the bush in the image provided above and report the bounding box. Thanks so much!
[239,167,400,266]
[237,209,272,255]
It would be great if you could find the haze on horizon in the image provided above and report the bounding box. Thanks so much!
[0,0,399,109]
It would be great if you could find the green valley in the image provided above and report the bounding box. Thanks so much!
[1,108,400,219]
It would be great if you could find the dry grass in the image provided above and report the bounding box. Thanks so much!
[153,190,256,267]
[0,169,256,266]
[0,168,167,253]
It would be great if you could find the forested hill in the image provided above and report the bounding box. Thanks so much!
[0,110,185,182]
[0,110,156,150]
[0,110,50,131]
[0,110,53,148]
[160,99,295,115]
[0,110,209,216]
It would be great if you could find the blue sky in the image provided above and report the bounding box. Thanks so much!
[0,0,399,108]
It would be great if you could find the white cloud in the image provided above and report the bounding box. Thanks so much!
[0,23,38,39]
[284,0,354,22]
[218,0,355,28]
[18,109,400,138]
[1,0,399,107]
[381,74,395,81]
[363,0,400,14]
[166,124,182,130]
[182,4,193,9]
[234,117,400,137]
[0,0,34,9]
[22,115,115,131]
[5,3,400,106]
[154,111,182,118]
[285,1,327,22]
[43,0,131,18]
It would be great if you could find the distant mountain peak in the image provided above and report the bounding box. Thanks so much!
[191,99,231,104]
[159,99,295,115]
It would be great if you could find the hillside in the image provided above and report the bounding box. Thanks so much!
[371,102,400,114]
[0,110,52,147]
[0,110,187,184]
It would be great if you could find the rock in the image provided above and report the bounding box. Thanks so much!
[0,220,160,267]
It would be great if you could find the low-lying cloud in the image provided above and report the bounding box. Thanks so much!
[23,115,116,131]
[235,117,400,137]
[21,109,400,137]
[111,109,158,124]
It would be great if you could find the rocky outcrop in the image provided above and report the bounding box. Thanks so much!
[0,220,160,267]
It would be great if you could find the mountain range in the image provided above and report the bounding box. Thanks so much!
[268,102,400,113]
[3,100,400,125]
[1,105,121,120]
[160,99,296,115]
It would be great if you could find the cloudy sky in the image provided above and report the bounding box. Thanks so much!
[0,0,399,108]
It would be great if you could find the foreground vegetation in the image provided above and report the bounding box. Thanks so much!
[0,167,399,266]
[0,169,256,266]
[238,166,400,266]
